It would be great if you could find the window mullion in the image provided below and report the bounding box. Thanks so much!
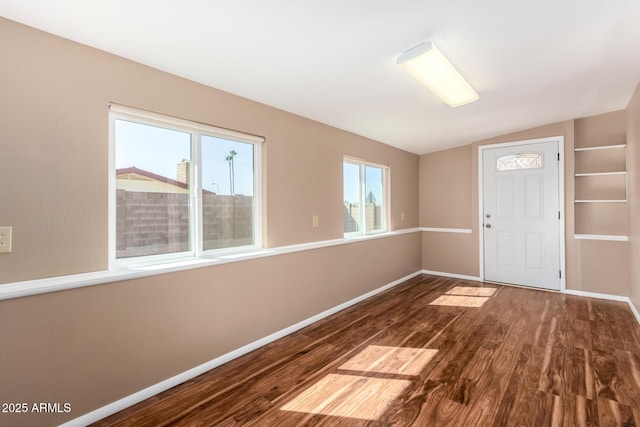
[192,131,203,256]
[253,142,263,248]
[382,168,388,231]
[360,164,366,234]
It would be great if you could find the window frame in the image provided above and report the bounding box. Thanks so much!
[343,157,389,237]
[108,104,263,268]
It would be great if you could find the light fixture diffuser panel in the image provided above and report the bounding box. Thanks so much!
[398,42,478,107]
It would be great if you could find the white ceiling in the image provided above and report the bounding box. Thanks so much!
[2,0,640,154]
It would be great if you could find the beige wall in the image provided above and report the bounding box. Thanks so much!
[422,232,477,276]
[628,83,640,313]
[419,144,473,228]
[0,18,421,426]
[418,144,476,275]
[419,115,632,296]
[575,110,627,148]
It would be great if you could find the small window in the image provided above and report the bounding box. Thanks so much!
[343,159,388,235]
[496,153,543,171]
[110,105,263,265]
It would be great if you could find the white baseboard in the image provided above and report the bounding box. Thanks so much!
[628,298,640,325]
[421,270,481,282]
[59,270,422,427]
[562,288,629,302]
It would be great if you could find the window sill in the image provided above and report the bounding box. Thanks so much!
[0,228,421,301]
[343,230,395,240]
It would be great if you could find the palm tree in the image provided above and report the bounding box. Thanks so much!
[225,150,237,195]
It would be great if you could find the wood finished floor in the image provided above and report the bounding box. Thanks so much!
[93,275,640,426]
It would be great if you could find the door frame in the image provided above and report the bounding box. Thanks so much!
[478,136,566,291]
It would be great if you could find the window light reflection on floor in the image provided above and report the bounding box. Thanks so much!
[280,373,411,420]
[446,286,497,297]
[339,345,438,376]
[429,294,490,307]
[429,286,497,307]
[280,345,438,421]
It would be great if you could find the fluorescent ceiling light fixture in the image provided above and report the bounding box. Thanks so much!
[397,42,479,107]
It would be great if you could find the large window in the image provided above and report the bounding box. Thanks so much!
[343,159,388,235]
[110,105,263,265]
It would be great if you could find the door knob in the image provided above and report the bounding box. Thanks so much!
[485,223,492,228]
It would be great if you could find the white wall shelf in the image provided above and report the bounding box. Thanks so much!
[575,171,627,177]
[574,234,629,242]
[575,200,627,203]
[574,144,626,152]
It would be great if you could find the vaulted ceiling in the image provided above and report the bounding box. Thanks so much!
[2,0,640,154]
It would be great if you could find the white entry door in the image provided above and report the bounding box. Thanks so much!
[482,140,561,290]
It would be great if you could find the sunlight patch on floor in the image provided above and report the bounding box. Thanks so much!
[339,345,438,376]
[429,294,490,307]
[429,285,498,307]
[281,345,438,420]
[280,373,411,420]
[446,286,497,297]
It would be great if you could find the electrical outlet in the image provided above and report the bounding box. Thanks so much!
[312,215,319,228]
[0,226,12,253]
[401,212,405,221]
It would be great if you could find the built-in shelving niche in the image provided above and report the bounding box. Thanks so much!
[573,114,628,241]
